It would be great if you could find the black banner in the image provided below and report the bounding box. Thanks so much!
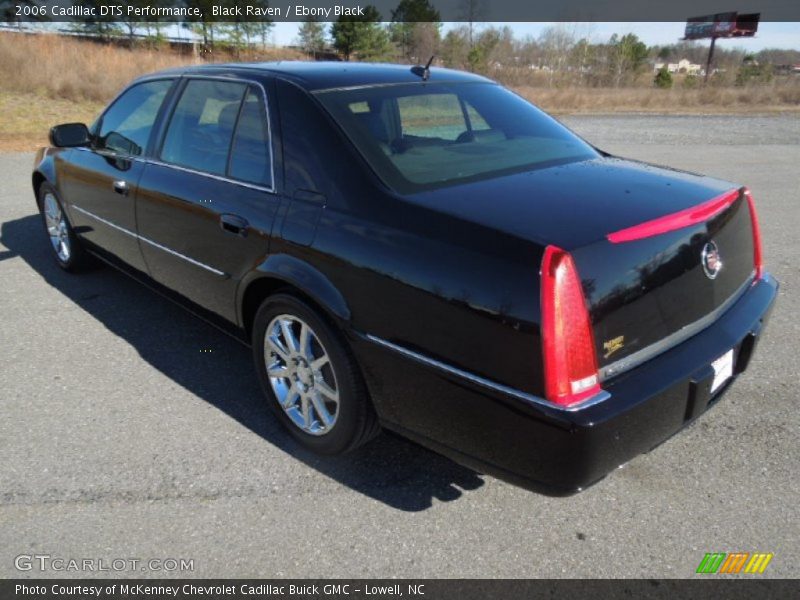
[2,0,800,23]
[2,580,800,600]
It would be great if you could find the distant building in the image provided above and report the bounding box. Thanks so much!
[654,59,703,75]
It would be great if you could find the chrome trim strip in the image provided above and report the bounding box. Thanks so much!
[600,274,755,381]
[364,334,611,413]
[71,205,226,277]
[137,235,226,277]
[71,205,137,238]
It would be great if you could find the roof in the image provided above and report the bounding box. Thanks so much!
[145,61,493,91]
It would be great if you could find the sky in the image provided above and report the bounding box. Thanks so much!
[270,21,800,51]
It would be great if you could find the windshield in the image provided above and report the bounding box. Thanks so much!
[315,81,599,193]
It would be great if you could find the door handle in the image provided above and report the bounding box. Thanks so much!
[219,213,249,237]
[113,180,129,196]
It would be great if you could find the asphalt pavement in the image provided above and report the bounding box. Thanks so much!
[1,114,798,578]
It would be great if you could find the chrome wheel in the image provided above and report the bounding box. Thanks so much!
[265,314,339,436]
[43,193,71,263]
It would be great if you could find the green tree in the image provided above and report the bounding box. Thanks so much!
[330,5,386,61]
[440,27,469,69]
[467,27,505,73]
[608,33,649,86]
[653,66,673,88]
[355,20,391,61]
[298,18,327,57]
[467,44,485,73]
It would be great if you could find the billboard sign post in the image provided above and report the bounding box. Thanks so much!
[683,12,760,81]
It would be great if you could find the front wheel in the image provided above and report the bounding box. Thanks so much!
[37,184,89,272]
[252,293,380,454]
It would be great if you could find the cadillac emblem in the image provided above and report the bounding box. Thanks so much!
[702,241,722,279]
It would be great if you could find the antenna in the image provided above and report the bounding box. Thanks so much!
[411,55,435,81]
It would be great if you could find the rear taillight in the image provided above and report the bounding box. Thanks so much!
[744,188,764,280]
[540,245,601,407]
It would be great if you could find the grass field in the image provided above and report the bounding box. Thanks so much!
[1,31,798,151]
[0,91,103,152]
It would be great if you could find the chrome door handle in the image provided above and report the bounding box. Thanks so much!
[219,213,249,237]
[113,180,129,195]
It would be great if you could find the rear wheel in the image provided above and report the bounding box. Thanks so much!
[252,293,380,454]
[37,184,89,272]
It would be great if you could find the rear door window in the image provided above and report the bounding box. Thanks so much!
[160,79,247,176]
[227,87,272,187]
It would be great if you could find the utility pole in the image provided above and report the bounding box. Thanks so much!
[704,35,717,82]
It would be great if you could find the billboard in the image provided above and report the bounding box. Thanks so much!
[684,12,760,40]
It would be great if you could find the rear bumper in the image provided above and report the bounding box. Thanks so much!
[355,273,778,494]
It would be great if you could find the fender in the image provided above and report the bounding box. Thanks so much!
[31,147,58,199]
[237,253,351,330]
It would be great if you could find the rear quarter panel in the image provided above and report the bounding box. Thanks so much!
[269,79,549,423]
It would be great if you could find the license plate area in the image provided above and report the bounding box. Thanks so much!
[686,347,738,420]
[710,349,734,394]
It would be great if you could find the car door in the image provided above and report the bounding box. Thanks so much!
[135,77,280,323]
[60,79,174,273]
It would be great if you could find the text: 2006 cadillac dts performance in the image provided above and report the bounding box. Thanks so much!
[32,62,777,493]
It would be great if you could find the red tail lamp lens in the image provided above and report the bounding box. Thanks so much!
[540,246,601,406]
[744,189,764,280]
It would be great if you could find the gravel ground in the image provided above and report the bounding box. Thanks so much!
[0,114,798,578]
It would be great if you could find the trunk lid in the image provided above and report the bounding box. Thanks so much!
[572,189,756,379]
[408,156,758,379]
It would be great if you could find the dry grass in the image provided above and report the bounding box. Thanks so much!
[516,84,800,115]
[0,91,103,151]
[0,31,303,103]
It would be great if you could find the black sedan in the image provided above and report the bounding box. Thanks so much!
[32,62,777,492]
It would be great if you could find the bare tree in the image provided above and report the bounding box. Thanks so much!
[538,25,576,86]
[458,0,488,49]
[297,18,327,58]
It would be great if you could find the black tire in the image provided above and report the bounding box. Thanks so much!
[37,183,90,272]
[252,292,380,454]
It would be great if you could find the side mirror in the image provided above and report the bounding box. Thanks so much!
[49,123,90,148]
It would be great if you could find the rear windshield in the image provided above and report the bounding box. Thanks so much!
[315,82,599,193]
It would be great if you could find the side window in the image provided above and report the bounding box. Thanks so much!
[397,93,467,141]
[160,79,247,176]
[95,80,172,156]
[228,87,272,187]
